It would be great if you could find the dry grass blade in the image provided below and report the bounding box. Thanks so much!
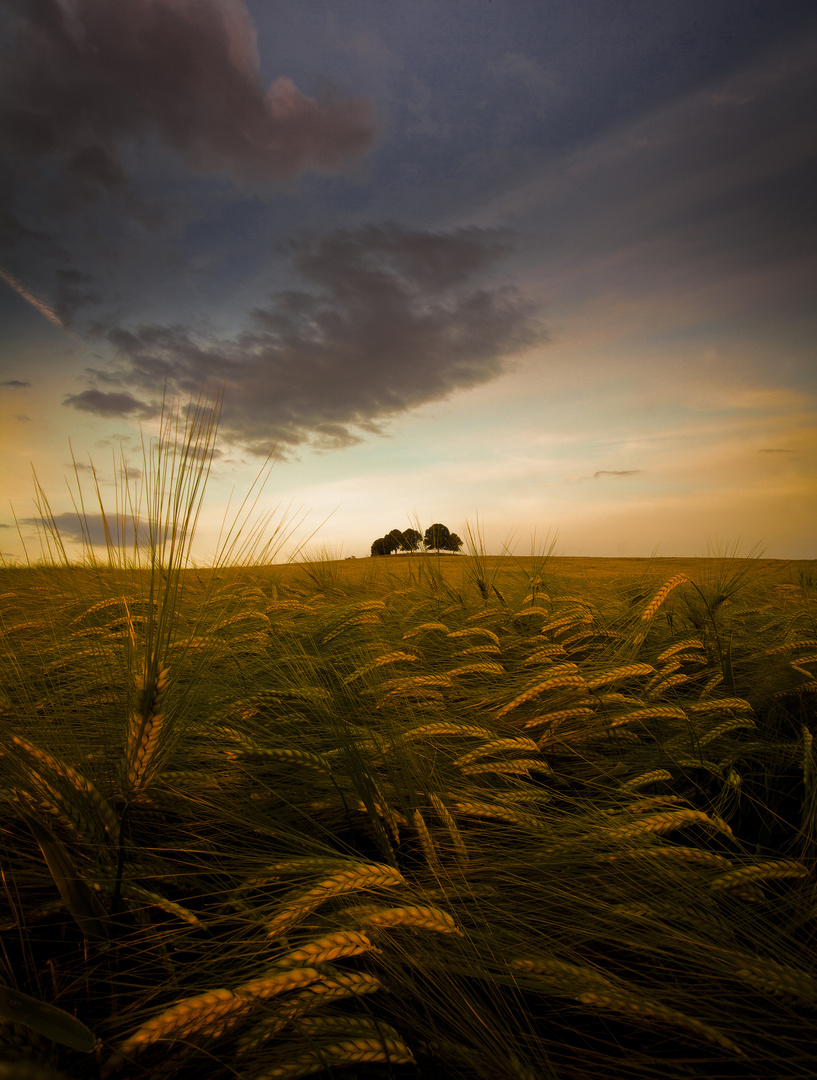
[19,809,111,945]
[0,983,96,1053]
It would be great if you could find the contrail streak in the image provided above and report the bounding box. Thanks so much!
[0,266,68,331]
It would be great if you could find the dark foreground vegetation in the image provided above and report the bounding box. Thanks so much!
[1,400,815,1080]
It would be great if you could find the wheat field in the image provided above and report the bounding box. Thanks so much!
[1,397,815,1079]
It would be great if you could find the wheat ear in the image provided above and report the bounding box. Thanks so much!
[578,991,742,1056]
[428,793,468,865]
[495,669,585,719]
[641,575,688,620]
[126,666,170,796]
[360,903,462,935]
[236,971,381,1054]
[246,1037,414,1080]
[266,864,404,939]
[709,859,810,891]
[609,809,734,839]
[275,930,375,968]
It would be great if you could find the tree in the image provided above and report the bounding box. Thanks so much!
[371,534,400,556]
[387,528,407,551]
[424,523,461,552]
[402,528,422,552]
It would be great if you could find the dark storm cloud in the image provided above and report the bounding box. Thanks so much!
[54,267,101,328]
[63,388,159,418]
[0,0,377,192]
[69,223,546,452]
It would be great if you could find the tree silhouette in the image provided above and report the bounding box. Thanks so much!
[402,528,422,552]
[424,523,462,552]
[371,535,399,556]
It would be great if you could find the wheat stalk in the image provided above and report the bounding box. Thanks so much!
[276,930,375,967]
[509,956,617,990]
[452,644,502,657]
[577,991,742,1055]
[361,903,462,935]
[685,698,753,714]
[447,662,505,677]
[641,575,688,621]
[608,705,688,728]
[105,987,248,1072]
[462,758,544,777]
[126,666,170,797]
[452,799,543,830]
[525,706,594,733]
[620,769,674,790]
[495,668,585,719]
[523,644,568,665]
[609,809,734,840]
[412,808,442,874]
[428,793,468,865]
[656,639,705,662]
[454,737,540,767]
[236,972,381,1054]
[709,859,810,891]
[594,846,733,868]
[9,736,119,844]
[764,639,817,656]
[585,663,655,690]
[448,627,501,645]
[732,958,817,1007]
[246,1036,414,1079]
[402,622,450,639]
[266,864,404,939]
[342,651,418,685]
[698,718,756,745]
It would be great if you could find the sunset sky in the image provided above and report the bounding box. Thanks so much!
[1,0,815,564]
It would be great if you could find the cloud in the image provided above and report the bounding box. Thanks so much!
[71,223,546,453]
[1,379,30,387]
[21,512,147,548]
[54,267,101,328]
[0,0,377,193]
[63,389,158,418]
[593,470,642,478]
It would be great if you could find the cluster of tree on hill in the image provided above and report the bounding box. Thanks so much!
[370,523,463,556]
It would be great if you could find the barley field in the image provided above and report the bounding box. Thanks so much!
[1,401,815,1079]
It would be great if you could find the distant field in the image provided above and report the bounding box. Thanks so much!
[274,552,814,593]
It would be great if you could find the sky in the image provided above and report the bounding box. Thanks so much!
[1,0,815,564]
